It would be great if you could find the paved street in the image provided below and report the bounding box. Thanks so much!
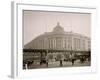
[27,60,90,69]
[48,60,90,68]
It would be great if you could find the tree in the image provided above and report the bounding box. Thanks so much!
[56,54,63,66]
[57,54,62,61]
[48,53,53,61]
[63,53,70,61]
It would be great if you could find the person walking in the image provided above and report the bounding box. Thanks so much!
[60,60,63,67]
[70,53,75,66]
[72,58,75,66]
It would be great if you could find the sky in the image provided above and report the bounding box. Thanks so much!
[23,10,91,45]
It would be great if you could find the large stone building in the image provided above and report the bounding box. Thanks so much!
[23,22,91,69]
[24,22,91,51]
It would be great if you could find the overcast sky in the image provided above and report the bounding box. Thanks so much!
[23,10,91,45]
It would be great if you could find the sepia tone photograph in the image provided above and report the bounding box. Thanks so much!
[23,10,91,69]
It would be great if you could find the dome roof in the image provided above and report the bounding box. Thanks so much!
[24,22,90,49]
[53,22,65,33]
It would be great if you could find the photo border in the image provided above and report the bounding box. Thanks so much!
[11,1,97,78]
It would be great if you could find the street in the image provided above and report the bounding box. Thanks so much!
[26,60,90,69]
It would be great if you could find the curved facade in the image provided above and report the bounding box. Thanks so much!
[25,22,91,51]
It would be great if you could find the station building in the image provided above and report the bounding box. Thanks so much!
[23,22,91,65]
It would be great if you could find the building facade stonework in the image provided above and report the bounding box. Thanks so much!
[23,22,91,69]
[25,22,91,51]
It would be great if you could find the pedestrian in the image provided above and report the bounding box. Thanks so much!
[70,53,75,66]
[25,63,28,69]
[60,60,63,67]
[72,58,75,66]
[46,59,48,67]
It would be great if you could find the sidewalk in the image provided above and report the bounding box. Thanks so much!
[27,60,90,69]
